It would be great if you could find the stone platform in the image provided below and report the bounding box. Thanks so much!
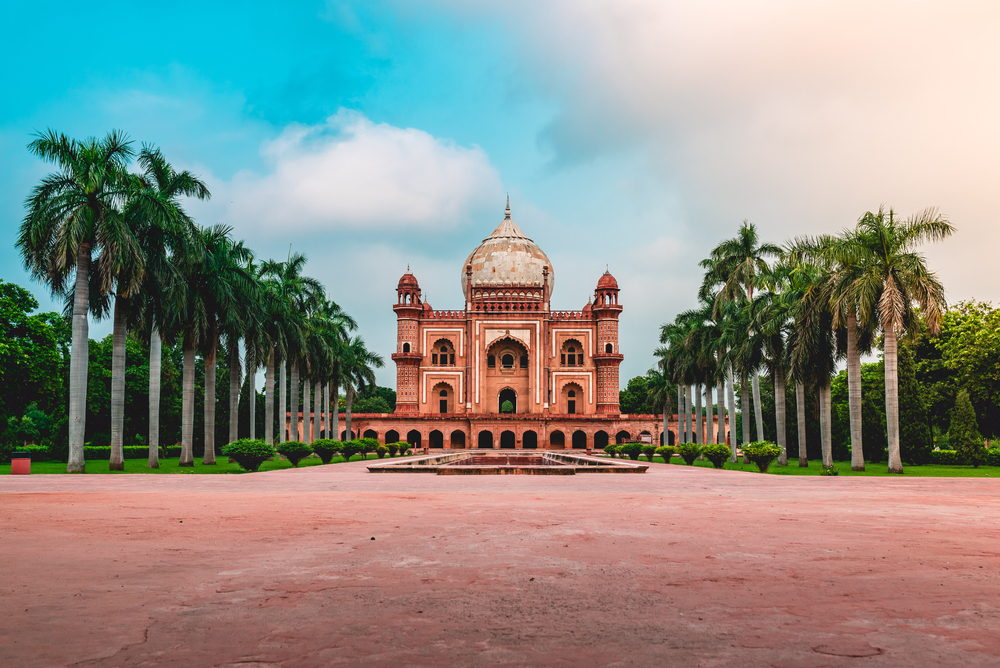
[1,461,999,666]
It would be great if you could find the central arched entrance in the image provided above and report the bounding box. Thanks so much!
[500,430,516,449]
[498,388,517,413]
[478,431,494,449]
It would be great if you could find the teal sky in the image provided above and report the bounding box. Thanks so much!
[3,1,999,387]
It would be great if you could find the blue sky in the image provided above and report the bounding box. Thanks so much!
[3,1,999,388]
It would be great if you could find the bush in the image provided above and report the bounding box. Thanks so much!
[339,441,362,462]
[387,442,399,457]
[221,439,276,472]
[641,444,657,462]
[949,389,985,468]
[676,443,701,465]
[987,449,1000,467]
[619,443,643,461]
[603,444,617,457]
[820,465,839,476]
[501,400,514,413]
[376,445,389,459]
[358,438,380,458]
[743,441,782,473]
[311,439,340,464]
[701,443,730,469]
[397,442,411,456]
[930,449,964,465]
[655,445,674,462]
[276,441,313,467]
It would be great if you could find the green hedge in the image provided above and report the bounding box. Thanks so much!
[930,448,1000,466]
[82,445,181,460]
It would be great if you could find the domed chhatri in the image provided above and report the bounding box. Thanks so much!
[461,198,554,299]
[359,198,663,452]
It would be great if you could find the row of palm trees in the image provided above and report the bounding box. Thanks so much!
[653,208,953,474]
[17,130,383,473]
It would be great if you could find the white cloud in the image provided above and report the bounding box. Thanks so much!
[222,110,502,233]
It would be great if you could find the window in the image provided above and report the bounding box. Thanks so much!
[605,343,613,354]
[568,390,576,415]
[439,389,448,414]
[519,355,528,369]
[488,355,496,368]
[402,342,410,353]
[434,343,455,366]
[432,354,438,364]
[563,345,581,366]
[501,353,514,369]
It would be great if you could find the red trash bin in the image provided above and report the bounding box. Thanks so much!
[11,451,31,475]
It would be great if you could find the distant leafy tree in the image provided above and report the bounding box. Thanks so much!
[618,375,654,414]
[500,400,514,414]
[949,389,984,468]
[898,345,932,464]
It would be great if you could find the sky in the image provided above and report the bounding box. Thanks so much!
[2,1,999,389]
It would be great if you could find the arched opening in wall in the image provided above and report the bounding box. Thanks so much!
[500,430,516,449]
[523,431,537,449]
[450,430,466,448]
[640,430,652,444]
[402,342,410,353]
[407,430,422,447]
[669,431,676,445]
[594,430,609,449]
[560,339,584,366]
[549,430,565,449]
[572,430,587,449]
[616,430,631,444]
[605,343,613,354]
[432,339,456,366]
[429,430,444,449]
[567,390,576,415]
[363,429,378,441]
[487,338,528,377]
[478,431,494,449]
[561,382,584,415]
[498,388,517,413]
[432,382,454,414]
[385,429,399,445]
[341,430,356,440]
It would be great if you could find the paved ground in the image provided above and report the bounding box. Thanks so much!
[2,461,999,667]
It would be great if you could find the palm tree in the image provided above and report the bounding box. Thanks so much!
[700,221,780,445]
[646,361,675,448]
[18,130,137,472]
[826,207,953,473]
[340,336,384,442]
[129,146,207,468]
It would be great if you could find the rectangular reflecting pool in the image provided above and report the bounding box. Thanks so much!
[367,451,648,475]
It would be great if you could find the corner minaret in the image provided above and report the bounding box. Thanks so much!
[392,267,422,413]
[593,269,624,415]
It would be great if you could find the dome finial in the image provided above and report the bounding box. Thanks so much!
[505,194,510,219]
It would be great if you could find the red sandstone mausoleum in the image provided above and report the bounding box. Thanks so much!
[342,201,667,450]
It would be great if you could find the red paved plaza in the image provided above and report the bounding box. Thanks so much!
[2,462,999,667]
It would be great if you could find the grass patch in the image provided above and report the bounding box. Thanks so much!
[0,453,381,475]
[642,455,1000,477]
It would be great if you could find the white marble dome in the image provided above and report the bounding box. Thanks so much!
[461,202,554,299]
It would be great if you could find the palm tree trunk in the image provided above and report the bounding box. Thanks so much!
[775,367,787,465]
[683,386,692,443]
[676,386,683,445]
[109,295,127,471]
[313,382,320,444]
[847,312,865,471]
[248,363,256,441]
[264,349,274,444]
[303,376,311,443]
[716,356,725,445]
[796,379,808,467]
[228,338,240,447]
[148,328,161,469]
[180,345,195,466]
[290,362,300,442]
[741,376,751,462]
[332,371,341,440]
[885,326,903,474]
[820,379,833,468]
[278,359,287,443]
[694,383,702,444]
[727,366,736,462]
[345,388,353,441]
[751,373,764,442]
[203,335,217,465]
[662,397,669,450]
[67,245,91,473]
[324,382,330,439]
[705,384,715,444]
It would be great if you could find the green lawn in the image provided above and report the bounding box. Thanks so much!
[0,453,383,475]
[628,455,1000,477]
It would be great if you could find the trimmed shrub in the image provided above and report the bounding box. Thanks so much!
[950,390,985,468]
[339,441,362,462]
[221,439,276,472]
[987,449,1000,467]
[930,449,964,465]
[376,445,389,459]
[676,443,702,465]
[701,443,730,469]
[358,438,380,458]
[619,443,643,461]
[387,442,400,457]
[603,444,617,457]
[276,441,313,467]
[641,444,657,462]
[655,445,674,462]
[397,442,412,456]
[311,439,340,464]
[820,465,839,476]
[743,441,782,473]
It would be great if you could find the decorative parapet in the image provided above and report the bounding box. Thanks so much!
[429,310,467,319]
[550,310,591,320]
